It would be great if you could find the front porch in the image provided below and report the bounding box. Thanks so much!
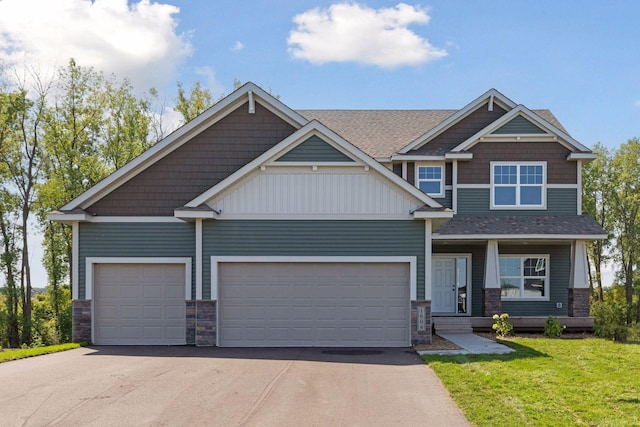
[433,316,595,333]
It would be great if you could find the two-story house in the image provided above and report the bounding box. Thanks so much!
[50,83,607,346]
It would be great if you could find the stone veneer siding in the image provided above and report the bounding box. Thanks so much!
[72,300,92,343]
[483,288,502,317]
[195,301,217,346]
[411,301,432,345]
[568,288,590,317]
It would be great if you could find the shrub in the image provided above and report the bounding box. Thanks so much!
[592,300,632,343]
[492,313,513,337]
[544,316,565,338]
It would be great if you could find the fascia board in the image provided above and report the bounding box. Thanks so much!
[412,210,454,219]
[452,105,591,153]
[47,212,91,222]
[391,154,446,161]
[432,233,609,240]
[398,89,517,154]
[60,82,308,211]
[186,120,442,209]
[567,152,598,161]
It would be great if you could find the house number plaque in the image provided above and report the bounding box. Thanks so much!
[417,306,427,332]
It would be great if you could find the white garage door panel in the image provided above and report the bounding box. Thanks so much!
[94,263,186,345]
[219,262,410,347]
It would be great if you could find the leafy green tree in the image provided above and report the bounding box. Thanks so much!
[175,81,213,123]
[582,143,614,301]
[609,138,640,322]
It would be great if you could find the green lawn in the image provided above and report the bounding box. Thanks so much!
[422,337,640,426]
[0,343,83,363]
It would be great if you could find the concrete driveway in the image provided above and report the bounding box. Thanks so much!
[0,346,469,427]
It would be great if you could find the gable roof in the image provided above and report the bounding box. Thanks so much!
[57,83,308,212]
[451,105,592,153]
[298,99,568,159]
[182,120,448,213]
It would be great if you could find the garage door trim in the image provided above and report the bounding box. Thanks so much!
[211,256,417,347]
[86,257,192,344]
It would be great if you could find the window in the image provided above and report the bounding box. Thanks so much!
[499,256,549,300]
[416,165,444,197]
[491,162,545,208]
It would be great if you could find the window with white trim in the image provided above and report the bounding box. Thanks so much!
[416,165,444,197]
[491,162,545,208]
[499,255,549,300]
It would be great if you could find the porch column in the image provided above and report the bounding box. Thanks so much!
[568,240,590,317]
[483,240,502,316]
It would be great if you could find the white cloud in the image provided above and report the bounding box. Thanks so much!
[287,2,447,68]
[232,41,245,51]
[0,0,193,90]
[195,65,224,98]
[635,100,640,107]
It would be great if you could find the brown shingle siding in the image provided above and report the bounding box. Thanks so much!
[87,102,296,216]
[459,142,576,184]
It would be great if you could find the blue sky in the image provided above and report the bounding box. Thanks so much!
[167,0,639,149]
[0,0,636,287]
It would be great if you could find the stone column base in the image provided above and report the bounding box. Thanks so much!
[568,288,590,317]
[411,301,432,345]
[194,300,216,346]
[72,300,92,343]
[483,288,502,317]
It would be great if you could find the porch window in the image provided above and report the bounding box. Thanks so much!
[416,165,444,197]
[491,162,545,208]
[499,255,549,300]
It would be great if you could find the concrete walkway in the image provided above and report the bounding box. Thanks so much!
[418,334,515,355]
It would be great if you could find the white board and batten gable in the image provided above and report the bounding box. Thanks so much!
[178,121,451,221]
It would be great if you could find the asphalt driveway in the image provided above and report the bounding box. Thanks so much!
[0,346,469,427]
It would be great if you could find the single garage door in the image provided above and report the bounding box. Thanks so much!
[94,263,186,345]
[218,262,410,347]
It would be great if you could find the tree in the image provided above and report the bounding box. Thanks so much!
[175,81,213,123]
[609,138,640,322]
[582,143,614,301]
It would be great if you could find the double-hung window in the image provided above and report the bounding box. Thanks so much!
[491,162,545,208]
[416,165,444,197]
[499,255,549,300]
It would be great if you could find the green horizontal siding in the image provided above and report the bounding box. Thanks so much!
[493,116,546,134]
[457,188,577,215]
[78,222,195,300]
[432,189,452,209]
[276,135,354,162]
[500,244,571,316]
[202,220,425,300]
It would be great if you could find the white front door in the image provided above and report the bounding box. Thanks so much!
[432,258,457,313]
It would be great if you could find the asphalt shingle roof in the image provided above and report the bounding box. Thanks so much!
[434,214,607,237]
[296,109,566,158]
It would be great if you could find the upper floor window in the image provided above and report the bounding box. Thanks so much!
[416,165,444,197]
[499,255,549,300]
[491,162,546,209]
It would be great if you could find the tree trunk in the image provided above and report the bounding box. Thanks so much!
[20,207,32,345]
[0,210,20,348]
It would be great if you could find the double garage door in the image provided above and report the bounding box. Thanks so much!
[93,261,410,347]
[218,262,410,347]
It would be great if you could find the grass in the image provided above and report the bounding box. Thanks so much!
[0,343,83,363]
[422,337,640,426]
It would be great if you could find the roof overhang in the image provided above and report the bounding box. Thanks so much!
[433,233,608,240]
[451,105,591,153]
[567,152,598,161]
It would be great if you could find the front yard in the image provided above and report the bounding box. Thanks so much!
[422,336,640,426]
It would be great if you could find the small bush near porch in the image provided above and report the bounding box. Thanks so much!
[422,337,640,426]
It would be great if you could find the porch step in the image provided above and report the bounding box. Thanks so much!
[433,317,474,334]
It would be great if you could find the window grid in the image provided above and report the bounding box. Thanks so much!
[416,165,443,197]
[499,256,549,300]
[492,163,544,207]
